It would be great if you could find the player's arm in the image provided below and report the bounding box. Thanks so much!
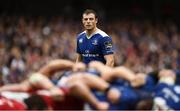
[28,73,65,99]
[0,74,60,93]
[130,72,158,88]
[76,54,82,63]
[0,81,31,92]
[38,59,75,77]
[110,66,136,82]
[100,36,114,67]
[89,61,135,82]
[130,73,147,87]
[104,54,114,67]
[0,74,59,92]
[88,61,112,75]
[76,37,82,63]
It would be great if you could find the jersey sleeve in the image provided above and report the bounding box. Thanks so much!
[76,37,81,54]
[141,75,156,92]
[0,96,26,110]
[100,36,114,55]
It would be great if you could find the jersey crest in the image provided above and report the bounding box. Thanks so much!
[92,39,98,45]
[79,38,83,43]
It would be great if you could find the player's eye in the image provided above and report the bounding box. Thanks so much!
[89,18,94,21]
[83,18,94,21]
[84,18,88,21]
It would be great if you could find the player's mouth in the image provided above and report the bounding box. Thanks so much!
[86,25,91,27]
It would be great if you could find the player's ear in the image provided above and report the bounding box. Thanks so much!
[82,18,84,23]
[82,16,84,23]
[95,18,98,23]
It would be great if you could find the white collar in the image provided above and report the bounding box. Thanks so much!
[86,28,98,39]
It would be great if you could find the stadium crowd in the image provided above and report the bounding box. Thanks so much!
[0,16,179,84]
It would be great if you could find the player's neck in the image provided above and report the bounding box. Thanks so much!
[86,27,98,39]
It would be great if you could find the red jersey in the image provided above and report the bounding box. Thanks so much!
[38,87,84,110]
[53,95,84,110]
[0,96,26,110]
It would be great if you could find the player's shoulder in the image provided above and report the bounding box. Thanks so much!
[96,29,110,38]
[77,31,86,39]
[157,82,169,88]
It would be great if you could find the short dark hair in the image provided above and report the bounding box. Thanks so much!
[83,9,98,18]
[24,94,48,110]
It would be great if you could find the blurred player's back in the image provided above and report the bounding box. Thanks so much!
[154,83,180,110]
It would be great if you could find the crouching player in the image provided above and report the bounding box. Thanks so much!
[153,69,180,111]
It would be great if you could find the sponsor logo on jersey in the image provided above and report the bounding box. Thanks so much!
[85,50,89,53]
[82,54,99,57]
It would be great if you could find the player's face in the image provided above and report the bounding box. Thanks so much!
[158,69,176,80]
[82,13,97,30]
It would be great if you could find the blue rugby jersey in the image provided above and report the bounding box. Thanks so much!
[153,83,180,110]
[139,74,157,92]
[90,86,137,110]
[90,84,152,110]
[76,29,114,64]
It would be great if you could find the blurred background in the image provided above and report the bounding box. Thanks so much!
[0,0,179,84]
